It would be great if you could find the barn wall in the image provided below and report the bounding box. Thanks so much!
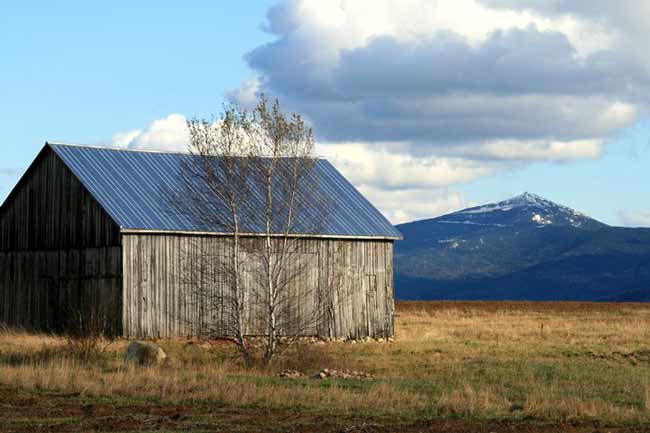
[0,248,123,334]
[122,233,394,339]
[0,148,123,334]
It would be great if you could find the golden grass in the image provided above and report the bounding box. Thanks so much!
[0,358,424,415]
[524,387,639,421]
[2,302,650,422]
[0,325,63,351]
[438,384,511,416]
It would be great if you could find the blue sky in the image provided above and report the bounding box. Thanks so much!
[1,1,275,184]
[2,1,649,227]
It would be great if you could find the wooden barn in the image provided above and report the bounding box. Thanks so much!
[0,143,402,339]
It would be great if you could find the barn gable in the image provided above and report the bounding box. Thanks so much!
[0,146,122,334]
[0,145,121,250]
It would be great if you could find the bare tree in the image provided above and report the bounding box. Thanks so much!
[168,95,339,367]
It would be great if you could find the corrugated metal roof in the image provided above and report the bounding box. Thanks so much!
[48,143,402,239]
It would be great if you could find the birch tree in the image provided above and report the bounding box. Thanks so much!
[171,107,255,364]
[170,96,336,367]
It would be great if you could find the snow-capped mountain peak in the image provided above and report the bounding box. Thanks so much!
[395,193,607,258]
[448,193,605,229]
[508,192,553,206]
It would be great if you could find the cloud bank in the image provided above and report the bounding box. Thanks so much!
[111,1,650,223]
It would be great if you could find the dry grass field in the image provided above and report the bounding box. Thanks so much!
[2,301,650,432]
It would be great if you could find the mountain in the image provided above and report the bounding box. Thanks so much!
[427,192,607,231]
[394,193,650,301]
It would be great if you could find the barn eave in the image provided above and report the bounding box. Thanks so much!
[119,228,402,241]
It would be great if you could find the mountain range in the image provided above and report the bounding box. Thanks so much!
[394,193,650,301]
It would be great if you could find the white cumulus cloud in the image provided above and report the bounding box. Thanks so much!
[318,142,500,189]
[230,0,648,158]
[446,138,604,161]
[111,114,189,151]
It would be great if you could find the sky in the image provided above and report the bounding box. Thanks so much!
[2,1,650,227]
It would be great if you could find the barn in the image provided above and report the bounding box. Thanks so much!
[0,142,402,339]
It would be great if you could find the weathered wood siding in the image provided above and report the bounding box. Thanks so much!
[0,248,123,333]
[122,234,394,339]
[0,148,123,334]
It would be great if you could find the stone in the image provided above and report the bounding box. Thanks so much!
[313,368,374,380]
[278,370,303,378]
[124,341,167,367]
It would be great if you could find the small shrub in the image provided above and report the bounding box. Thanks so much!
[64,308,114,362]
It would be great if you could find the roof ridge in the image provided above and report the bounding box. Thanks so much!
[47,141,329,160]
[47,141,193,156]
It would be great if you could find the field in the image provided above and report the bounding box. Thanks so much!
[2,301,650,432]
